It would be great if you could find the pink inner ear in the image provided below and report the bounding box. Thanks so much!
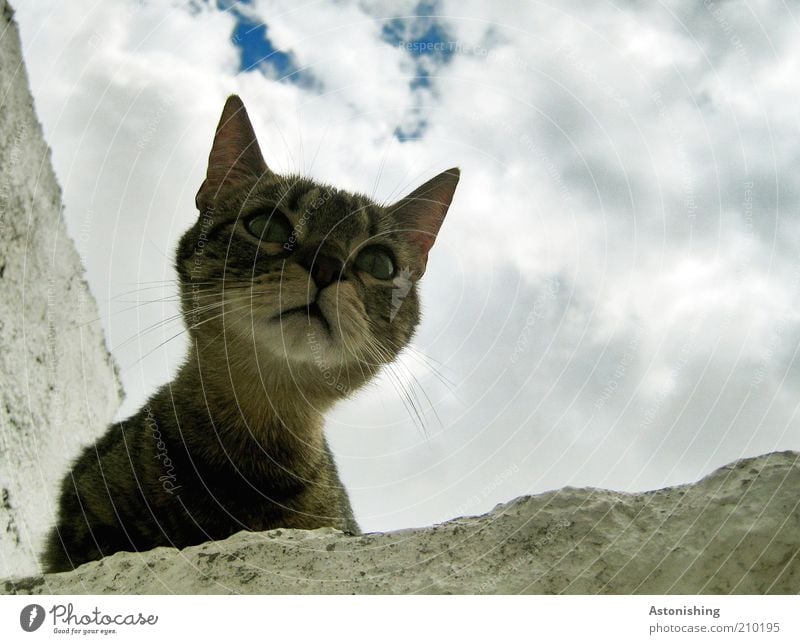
[393,168,460,261]
[406,228,439,257]
[199,95,268,203]
[206,135,264,188]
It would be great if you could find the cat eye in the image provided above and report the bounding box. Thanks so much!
[354,246,396,280]
[245,211,293,246]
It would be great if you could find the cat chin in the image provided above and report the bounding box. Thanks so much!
[220,282,373,368]
[268,318,378,371]
[271,283,372,364]
[277,316,337,363]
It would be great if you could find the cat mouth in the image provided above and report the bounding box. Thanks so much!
[275,301,331,334]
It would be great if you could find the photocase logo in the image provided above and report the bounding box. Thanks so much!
[19,604,45,632]
[390,266,414,321]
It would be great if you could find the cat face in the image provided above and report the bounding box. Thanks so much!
[176,96,458,389]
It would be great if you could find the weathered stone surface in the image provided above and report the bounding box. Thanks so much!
[0,0,121,577]
[3,451,797,594]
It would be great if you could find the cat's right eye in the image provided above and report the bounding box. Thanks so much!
[245,211,293,247]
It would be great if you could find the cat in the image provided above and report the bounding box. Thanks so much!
[42,95,459,573]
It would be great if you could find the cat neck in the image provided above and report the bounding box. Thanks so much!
[158,339,346,483]
[175,337,344,443]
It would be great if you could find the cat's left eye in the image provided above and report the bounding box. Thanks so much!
[354,246,396,280]
[246,211,293,246]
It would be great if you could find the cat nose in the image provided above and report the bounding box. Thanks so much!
[302,254,344,289]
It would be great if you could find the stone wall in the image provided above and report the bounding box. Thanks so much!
[0,0,121,578]
[3,452,798,593]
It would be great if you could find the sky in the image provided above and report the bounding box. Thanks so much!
[13,0,800,533]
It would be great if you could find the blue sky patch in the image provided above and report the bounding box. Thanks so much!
[231,17,290,74]
[379,1,454,142]
[383,23,455,65]
[393,122,427,142]
[215,1,314,86]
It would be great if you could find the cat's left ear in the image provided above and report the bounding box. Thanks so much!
[196,95,269,209]
[389,168,460,276]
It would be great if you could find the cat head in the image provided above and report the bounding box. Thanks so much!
[176,95,458,394]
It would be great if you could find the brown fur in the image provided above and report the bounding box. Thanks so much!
[42,95,459,573]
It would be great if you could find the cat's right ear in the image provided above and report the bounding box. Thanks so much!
[195,95,269,209]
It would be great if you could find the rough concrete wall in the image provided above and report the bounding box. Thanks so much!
[2,451,797,594]
[0,0,121,577]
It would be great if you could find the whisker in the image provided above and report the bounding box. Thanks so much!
[356,335,428,435]
[383,338,459,393]
[122,300,261,373]
[112,293,270,354]
[371,336,439,434]
[84,283,262,328]
[307,117,332,176]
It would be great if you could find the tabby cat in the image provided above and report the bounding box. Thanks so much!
[42,95,459,572]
